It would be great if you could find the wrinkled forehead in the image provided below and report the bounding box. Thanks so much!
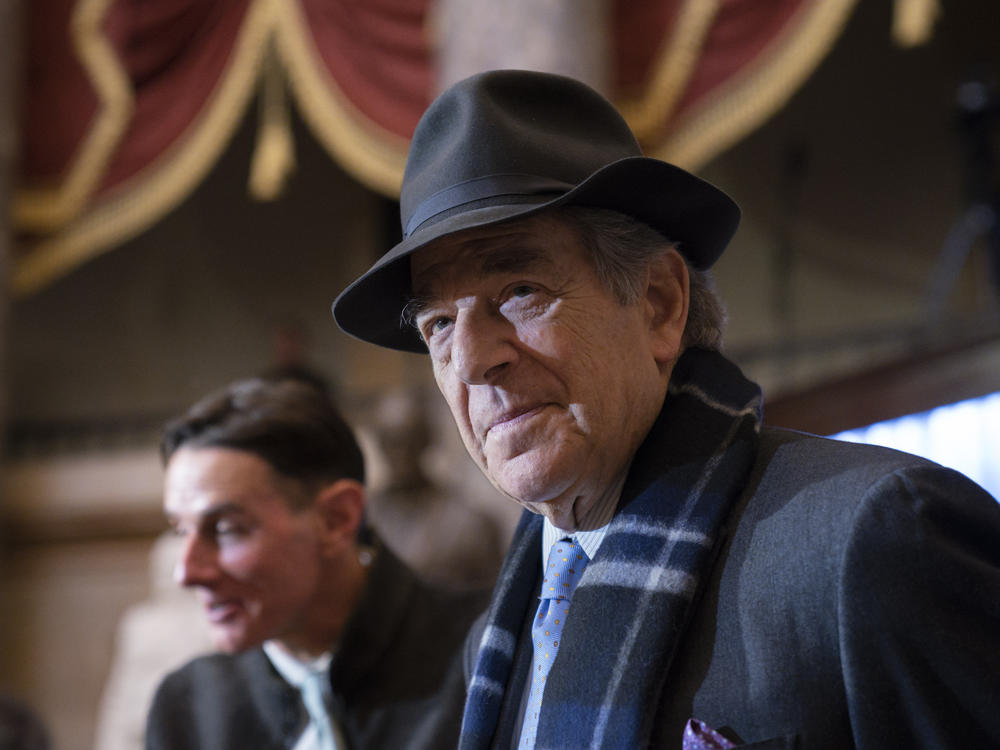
[410,214,582,296]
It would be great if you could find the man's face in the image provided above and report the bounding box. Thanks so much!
[164,447,325,653]
[410,214,676,530]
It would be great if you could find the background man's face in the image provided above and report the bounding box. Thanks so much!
[410,215,668,530]
[164,446,325,652]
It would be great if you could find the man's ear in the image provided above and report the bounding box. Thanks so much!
[313,478,365,552]
[643,248,689,367]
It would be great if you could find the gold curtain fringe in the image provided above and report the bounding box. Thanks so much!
[654,0,859,172]
[12,0,278,296]
[618,0,721,141]
[892,0,940,48]
[272,0,408,199]
[12,0,133,232]
[14,0,411,296]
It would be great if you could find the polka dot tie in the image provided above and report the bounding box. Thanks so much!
[517,537,590,749]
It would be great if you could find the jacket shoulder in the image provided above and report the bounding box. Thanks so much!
[155,648,270,694]
[743,426,996,575]
[659,427,1000,747]
[755,426,943,494]
[146,650,293,750]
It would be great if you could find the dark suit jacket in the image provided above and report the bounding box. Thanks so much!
[467,427,1000,748]
[147,545,489,750]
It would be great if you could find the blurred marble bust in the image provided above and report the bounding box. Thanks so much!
[366,386,507,590]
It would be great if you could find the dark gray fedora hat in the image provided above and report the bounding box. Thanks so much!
[333,69,740,353]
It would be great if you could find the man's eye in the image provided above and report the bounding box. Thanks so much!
[214,519,246,537]
[510,285,536,298]
[423,316,453,338]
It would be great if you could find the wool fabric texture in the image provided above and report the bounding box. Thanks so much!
[458,348,761,750]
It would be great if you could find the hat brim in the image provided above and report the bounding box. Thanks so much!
[332,156,739,353]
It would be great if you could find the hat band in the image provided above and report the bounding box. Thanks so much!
[403,173,574,238]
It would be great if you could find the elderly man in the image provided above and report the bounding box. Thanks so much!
[332,71,1000,749]
[145,378,487,750]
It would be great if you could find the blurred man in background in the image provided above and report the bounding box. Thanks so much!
[145,377,487,749]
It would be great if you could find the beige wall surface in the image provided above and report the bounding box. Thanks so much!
[0,538,153,749]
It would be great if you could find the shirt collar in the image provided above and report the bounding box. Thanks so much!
[262,641,333,689]
[542,517,609,567]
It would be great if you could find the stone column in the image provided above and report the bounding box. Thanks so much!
[432,0,611,96]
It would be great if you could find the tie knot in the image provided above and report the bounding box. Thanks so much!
[541,537,589,601]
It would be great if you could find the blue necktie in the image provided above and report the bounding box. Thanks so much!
[518,537,590,749]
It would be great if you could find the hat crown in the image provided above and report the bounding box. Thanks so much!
[333,69,740,353]
[400,70,642,236]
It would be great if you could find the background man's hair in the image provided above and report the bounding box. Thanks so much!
[161,378,365,493]
[555,206,728,350]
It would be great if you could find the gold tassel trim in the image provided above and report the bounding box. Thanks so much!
[249,52,296,201]
[892,0,940,48]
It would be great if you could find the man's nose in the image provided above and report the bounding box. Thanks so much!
[174,535,218,588]
[451,305,517,385]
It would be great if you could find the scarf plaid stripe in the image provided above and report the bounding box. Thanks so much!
[459,349,761,750]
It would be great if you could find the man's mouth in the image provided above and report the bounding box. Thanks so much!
[203,598,241,624]
[485,403,548,436]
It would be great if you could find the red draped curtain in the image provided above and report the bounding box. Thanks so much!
[12,0,858,295]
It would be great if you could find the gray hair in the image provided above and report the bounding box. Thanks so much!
[553,206,727,350]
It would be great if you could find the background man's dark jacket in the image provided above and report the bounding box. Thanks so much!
[147,545,488,750]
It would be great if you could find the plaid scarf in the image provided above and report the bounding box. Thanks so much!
[458,348,762,750]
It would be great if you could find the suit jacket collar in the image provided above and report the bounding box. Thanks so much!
[331,543,416,698]
[239,648,306,747]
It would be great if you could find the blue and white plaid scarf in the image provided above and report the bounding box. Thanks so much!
[459,348,762,750]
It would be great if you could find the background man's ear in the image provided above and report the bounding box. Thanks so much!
[644,248,690,366]
[313,479,365,551]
